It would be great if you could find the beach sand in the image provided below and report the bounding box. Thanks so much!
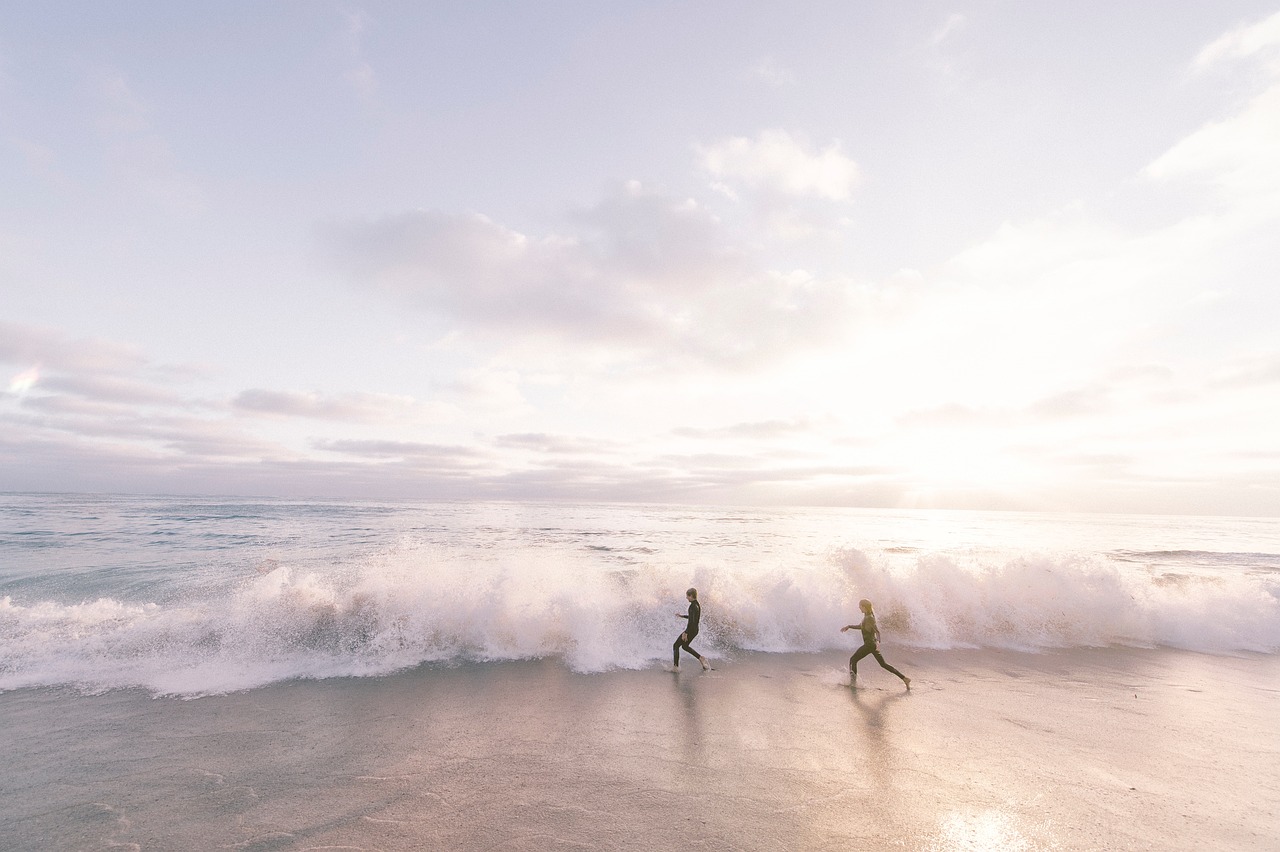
[2,647,1276,850]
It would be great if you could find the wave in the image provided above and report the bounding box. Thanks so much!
[1,546,1276,697]
[1108,549,1280,572]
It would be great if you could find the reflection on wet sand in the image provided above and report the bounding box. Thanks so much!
[925,809,1033,851]
[671,667,708,767]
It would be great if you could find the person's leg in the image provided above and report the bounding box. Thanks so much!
[850,644,872,679]
[871,649,910,686]
[684,638,710,669]
[674,631,709,669]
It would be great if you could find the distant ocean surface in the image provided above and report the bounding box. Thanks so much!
[2,493,1277,697]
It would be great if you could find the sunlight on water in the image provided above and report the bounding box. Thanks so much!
[927,810,1031,851]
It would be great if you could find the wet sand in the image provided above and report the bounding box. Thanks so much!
[1,647,1276,850]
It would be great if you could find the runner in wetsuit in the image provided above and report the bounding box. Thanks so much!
[673,587,711,670]
[841,598,910,689]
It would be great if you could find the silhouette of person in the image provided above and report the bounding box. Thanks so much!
[673,587,711,670]
[841,598,910,689]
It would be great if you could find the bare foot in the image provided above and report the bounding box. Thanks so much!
[904,677,912,690]
[700,658,711,671]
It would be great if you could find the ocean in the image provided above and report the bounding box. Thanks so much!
[2,494,1278,850]
[2,493,1277,697]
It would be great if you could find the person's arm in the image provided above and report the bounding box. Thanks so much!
[840,624,858,632]
[676,612,688,618]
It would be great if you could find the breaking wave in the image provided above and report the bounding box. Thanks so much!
[2,544,1276,697]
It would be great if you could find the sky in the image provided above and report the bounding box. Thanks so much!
[2,1,1279,515]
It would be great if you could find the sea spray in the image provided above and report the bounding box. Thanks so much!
[2,532,1276,697]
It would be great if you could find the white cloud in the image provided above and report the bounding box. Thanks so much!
[1193,10,1280,71]
[1145,83,1280,201]
[828,31,1280,512]
[673,419,813,441]
[314,438,480,465]
[233,389,455,423]
[1161,12,1280,203]
[896,209,1221,413]
[5,5,1279,512]
[42,374,187,408]
[698,129,860,202]
[322,183,856,369]
[492,432,615,454]
[0,320,148,374]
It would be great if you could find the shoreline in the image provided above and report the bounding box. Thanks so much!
[2,646,1276,850]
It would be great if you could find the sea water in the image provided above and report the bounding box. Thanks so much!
[1,493,1277,697]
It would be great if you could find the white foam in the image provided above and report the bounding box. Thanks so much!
[1,543,1276,697]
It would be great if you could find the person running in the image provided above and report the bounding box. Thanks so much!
[673,587,711,670]
[841,598,910,690]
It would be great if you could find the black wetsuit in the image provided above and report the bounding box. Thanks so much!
[850,612,907,682]
[673,599,703,666]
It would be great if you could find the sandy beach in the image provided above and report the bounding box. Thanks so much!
[2,646,1276,851]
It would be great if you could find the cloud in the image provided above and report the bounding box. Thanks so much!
[1150,13,1280,202]
[445,367,532,414]
[324,205,683,340]
[0,321,205,416]
[1193,10,1280,71]
[1053,452,1135,470]
[0,323,307,476]
[493,433,616,454]
[892,186,1270,414]
[672,419,812,440]
[1211,352,1280,389]
[895,403,999,429]
[0,320,148,374]
[1145,84,1280,201]
[699,129,859,202]
[233,388,450,423]
[314,439,481,465]
[155,418,284,459]
[41,374,187,407]
[20,394,162,418]
[2,404,283,462]
[322,183,855,368]
[648,453,891,493]
[1024,365,1181,420]
[1027,388,1113,420]
[565,181,746,288]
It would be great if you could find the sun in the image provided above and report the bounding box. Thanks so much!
[890,430,1043,509]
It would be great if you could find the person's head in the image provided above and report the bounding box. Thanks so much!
[858,598,873,614]
[686,588,698,600]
